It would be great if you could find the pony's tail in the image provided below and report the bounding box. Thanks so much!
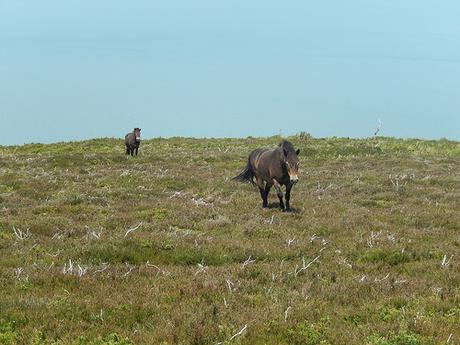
[233,159,255,184]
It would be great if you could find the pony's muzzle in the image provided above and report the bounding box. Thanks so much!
[136,137,141,141]
[290,176,299,184]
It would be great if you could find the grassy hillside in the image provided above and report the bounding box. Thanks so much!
[0,135,459,345]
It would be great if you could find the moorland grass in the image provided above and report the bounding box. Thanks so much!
[0,135,459,344]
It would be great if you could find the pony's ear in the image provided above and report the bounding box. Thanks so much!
[283,148,288,157]
[296,148,300,155]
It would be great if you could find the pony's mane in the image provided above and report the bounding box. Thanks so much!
[278,140,295,152]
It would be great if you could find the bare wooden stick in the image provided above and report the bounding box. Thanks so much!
[241,256,256,269]
[124,222,143,238]
[294,255,321,277]
[229,324,247,341]
[284,306,292,322]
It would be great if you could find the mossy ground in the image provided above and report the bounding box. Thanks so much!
[0,135,459,344]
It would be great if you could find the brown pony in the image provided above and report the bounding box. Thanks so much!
[234,140,300,211]
[125,128,141,156]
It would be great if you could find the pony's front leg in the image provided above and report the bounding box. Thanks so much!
[285,183,293,211]
[273,179,285,210]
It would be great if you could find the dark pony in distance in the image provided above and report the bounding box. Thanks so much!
[233,140,300,211]
[125,128,141,156]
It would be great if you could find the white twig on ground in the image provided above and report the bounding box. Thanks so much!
[52,231,63,240]
[12,226,31,240]
[229,324,247,341]
[286,238,296,247]
[394,279,407,284]
[241,256,256,269]
[226,279,235,293]
[374,273,390,282]
[191,197,209,206]
[77,264,88,277]
[93,263,109,275]
[46,250,61,257]
[15,267,23,280]
[146,261,169,275]
[447,333,453,343]
[124,222,143,238]
[123,265,135,277]
[294,255,321,277]
[195,263,208,276]
[169,191,184,199]
[223,297,228,308]
[441,254,453,268]
[284,306,292,322]
[62,259,74,274]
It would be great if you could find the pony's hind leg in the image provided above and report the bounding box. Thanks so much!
[264,183,272,208]
[273,179,285,210]
[256,178,268,208]
[259,187,267,208]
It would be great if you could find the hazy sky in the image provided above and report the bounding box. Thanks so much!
[1,0,459,144]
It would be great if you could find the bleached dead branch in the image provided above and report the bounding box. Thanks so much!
[146,261,169,275]
[15,267,23,280]
[374,273,390,282]
[394,279,407,284]
[389,173,414,191]
[98,308,104,321]
[169,191,184,199]
[123,264,135,277]
[229,324,247,341]
[90,229,102,239]
[293,255,321,277]
[62,259,74,274]
[447,333,453,343]
[93,263,109,275]
[191,197,210,206]
[241,256,256,269]
[286,238,296,247]
[441,254,453,268]
[12,226,31,240]
[46,250,61,257]
[77,264,88,277]
[367,231,381,248]
[226,279,235,293]
[195,263,208,276]
[264,215,275,224]
[284,306,292,322]
[124,222,143,238]
[52,231,63,240]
